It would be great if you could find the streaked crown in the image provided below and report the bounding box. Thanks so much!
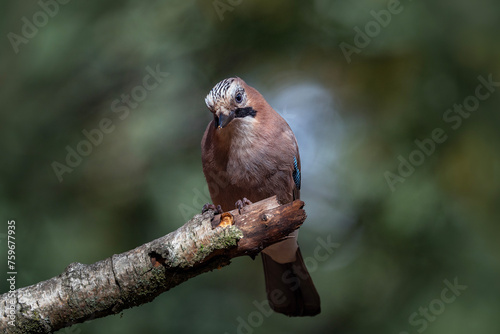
[205,77,239,112]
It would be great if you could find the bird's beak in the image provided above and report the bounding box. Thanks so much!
[215,110,236,129]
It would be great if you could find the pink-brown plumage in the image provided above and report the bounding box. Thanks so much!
[201,77,320,316]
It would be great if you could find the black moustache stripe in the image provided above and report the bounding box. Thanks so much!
[235,107,257,118]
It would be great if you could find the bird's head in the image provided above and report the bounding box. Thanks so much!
[205,77,258,130]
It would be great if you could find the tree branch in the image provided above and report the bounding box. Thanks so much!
[0,196,306,334]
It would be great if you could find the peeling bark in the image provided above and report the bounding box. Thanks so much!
[0,196,306,334]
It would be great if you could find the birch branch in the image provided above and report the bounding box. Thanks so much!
[0,196,306,334]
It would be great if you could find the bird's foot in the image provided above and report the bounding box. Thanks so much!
[202,203,222,214]
[235,197,253,215]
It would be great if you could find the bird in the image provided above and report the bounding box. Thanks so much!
[201,77,321,317]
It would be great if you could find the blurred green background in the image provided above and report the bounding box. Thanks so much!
[1,0,499,333]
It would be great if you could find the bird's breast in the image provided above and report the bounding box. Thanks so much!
[226,143,261,185]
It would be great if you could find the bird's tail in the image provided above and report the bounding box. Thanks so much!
[261,248,321,316]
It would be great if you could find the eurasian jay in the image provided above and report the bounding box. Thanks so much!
[201,77,321,317]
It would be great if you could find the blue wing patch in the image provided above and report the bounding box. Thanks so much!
[292,156,301,190]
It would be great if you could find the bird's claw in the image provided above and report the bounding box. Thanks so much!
[202,203,222,214]
[235,197,253,214]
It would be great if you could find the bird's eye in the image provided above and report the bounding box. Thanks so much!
[235,93,243,103]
